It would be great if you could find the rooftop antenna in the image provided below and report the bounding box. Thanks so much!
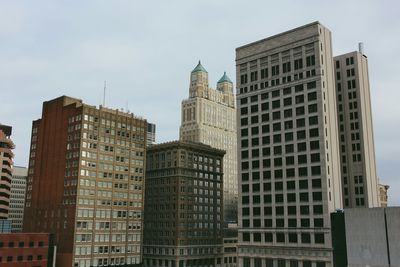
[358,42,364,55]
[103,80,107,107]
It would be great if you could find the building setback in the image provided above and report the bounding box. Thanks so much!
[0,124,15,221]
[23,96,147,267]
[180,62,238,223]
[236,22,342,266]
[334,49,379,208]
[9,166,28,232]
[143,141,225,267]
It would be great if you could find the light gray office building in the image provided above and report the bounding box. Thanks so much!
[236,22,342,267]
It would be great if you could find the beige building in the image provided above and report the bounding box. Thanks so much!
[180,62,238,223]
[0,124,15,221]
[143,141,225,267]
[334,49,379,208]
[378,183,389,207]
[9,166,28,232]
[236,22,342,267]
[23,96,147,267]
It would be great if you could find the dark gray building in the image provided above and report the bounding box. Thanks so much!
[143,141,225,267]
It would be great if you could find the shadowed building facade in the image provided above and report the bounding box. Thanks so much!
[143,141,225,267]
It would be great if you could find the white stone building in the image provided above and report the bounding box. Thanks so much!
[180,62,238,223]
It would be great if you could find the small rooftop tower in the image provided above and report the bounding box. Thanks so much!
[358,42,364,55]
[189,61,209,98]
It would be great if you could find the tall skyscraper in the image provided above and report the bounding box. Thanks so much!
[180,62,238,223]
[236,22,342,266]
[334,49,379,208]
[9,166,28,232]
[0,124,15,221]
[143,141,225,267]
[23,96,147,267]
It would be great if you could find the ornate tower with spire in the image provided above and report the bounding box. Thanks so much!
[190,61,209,98]
[180,61,238,223]
[217,71,235,107]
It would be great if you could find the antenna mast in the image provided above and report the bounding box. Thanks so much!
[103,81,106,107]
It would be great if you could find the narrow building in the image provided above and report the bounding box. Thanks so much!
[143,141,225,267]
[9,166,28,232]
[23,96,147,267]
[334,48,380,207]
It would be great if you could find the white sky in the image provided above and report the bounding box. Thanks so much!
[1,0,399,205]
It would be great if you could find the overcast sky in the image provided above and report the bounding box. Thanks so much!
[1,0,399,205]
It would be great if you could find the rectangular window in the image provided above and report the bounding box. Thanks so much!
[306,55,315,67]
[272,65,280,76]
[283,62,291,73]
[294,59,303,70]
[261,68,268,79]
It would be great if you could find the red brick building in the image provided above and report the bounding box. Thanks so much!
[23,96,147,267]
[0,233,55,266]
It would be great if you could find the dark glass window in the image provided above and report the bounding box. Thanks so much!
[311,153,320,162]
[301,233,311,243]
[289,233,298,243]
[312,179,322,188]
[308,104,318,113]
[299,180,308,189]
[276,232,285,242]
[315,233,325,244]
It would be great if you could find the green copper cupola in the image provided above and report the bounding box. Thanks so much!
[217,71,233,84]
[191,60,208,73]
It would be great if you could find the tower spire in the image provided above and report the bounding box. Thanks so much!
[192,60,207,73]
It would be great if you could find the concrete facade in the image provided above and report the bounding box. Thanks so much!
[143,141,225,267]
[334,51,379,208]
[23,96,147,267]
[180,62,238,223]
[9,166,28,232]
[236,22,342,267]
[331,207,400,267]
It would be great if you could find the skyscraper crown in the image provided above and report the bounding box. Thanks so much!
[191,60,208,73]
[217,71,232,84]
